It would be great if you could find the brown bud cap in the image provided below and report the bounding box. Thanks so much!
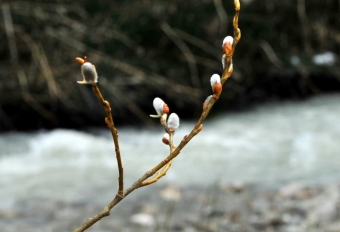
[213,82,222,97]
[75,57,85,65]
[75,56,88,65]
[162,133,170,145]
[222,43,233,56]
[222,36,234,56]
[163,104,169,114]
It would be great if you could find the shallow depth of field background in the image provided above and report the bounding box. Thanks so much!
[0,0,340,231]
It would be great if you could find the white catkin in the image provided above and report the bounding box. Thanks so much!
[153,97,165,115]
[210,74,221,86]
[222,36,234,47]
[79,62,98,84]
[167,113,180,131]
[163,133,169,140]
[222,54,226,69]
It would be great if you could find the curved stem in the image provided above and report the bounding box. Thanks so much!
[92,83,124,197]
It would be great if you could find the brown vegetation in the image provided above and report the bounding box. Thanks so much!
[0,0,339,131]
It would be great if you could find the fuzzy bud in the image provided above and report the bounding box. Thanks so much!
[77,62,98,84]
[221,54,226,70]
[150,97,169,118]
[203,95,213,111]
[167,113,180,131]
[210,74,222,96]
[222,36,234,56]
[210,74,220,86]
[162,133,170,145]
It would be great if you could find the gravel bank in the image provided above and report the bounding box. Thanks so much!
[1,181,340,232]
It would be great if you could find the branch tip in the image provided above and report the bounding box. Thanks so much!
[234,0,240,10]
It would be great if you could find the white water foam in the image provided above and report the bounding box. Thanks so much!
[1,94,340,208]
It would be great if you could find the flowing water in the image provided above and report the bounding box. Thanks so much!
[1,94,340,212]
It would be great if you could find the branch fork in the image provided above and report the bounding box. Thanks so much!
[73,1,241,231]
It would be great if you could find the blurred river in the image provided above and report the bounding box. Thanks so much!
[1,94,340,211]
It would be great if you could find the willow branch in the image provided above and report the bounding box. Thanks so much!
[222,0,241,84]
[141,160,173,187]
[74,1,241,231]
[92,83,124,197]
[161,22,200,88]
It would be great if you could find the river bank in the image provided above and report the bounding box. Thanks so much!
[1,181,340,232]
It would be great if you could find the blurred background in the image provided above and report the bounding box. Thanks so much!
[1,0,340,231]
[0,0,339,130]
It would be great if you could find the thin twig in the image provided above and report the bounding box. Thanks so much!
[19,32,59,102]
[174,29,221,58]
[2,3,58,123]
[18,29,75,110]
[259,40,283,70]
[297,0,312,54]
[45,27,202,102]
[2,3,25,92]
[161,22,201,88]
[13,7,138,51]
[222,1,241,84]
[91,84,124,197]
[213,0,228,36]
[100,77,155,127]
[141,117,177,186]
[179,54,220,70]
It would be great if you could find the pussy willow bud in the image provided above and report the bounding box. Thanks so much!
[167,113,180,131]
[77,62,98,84]
[203,95,213,111]
[221,54,226,70]
[162,133,170,145]
[210,74,222,97]
[222,36,234,56]
[150,97,170,118]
